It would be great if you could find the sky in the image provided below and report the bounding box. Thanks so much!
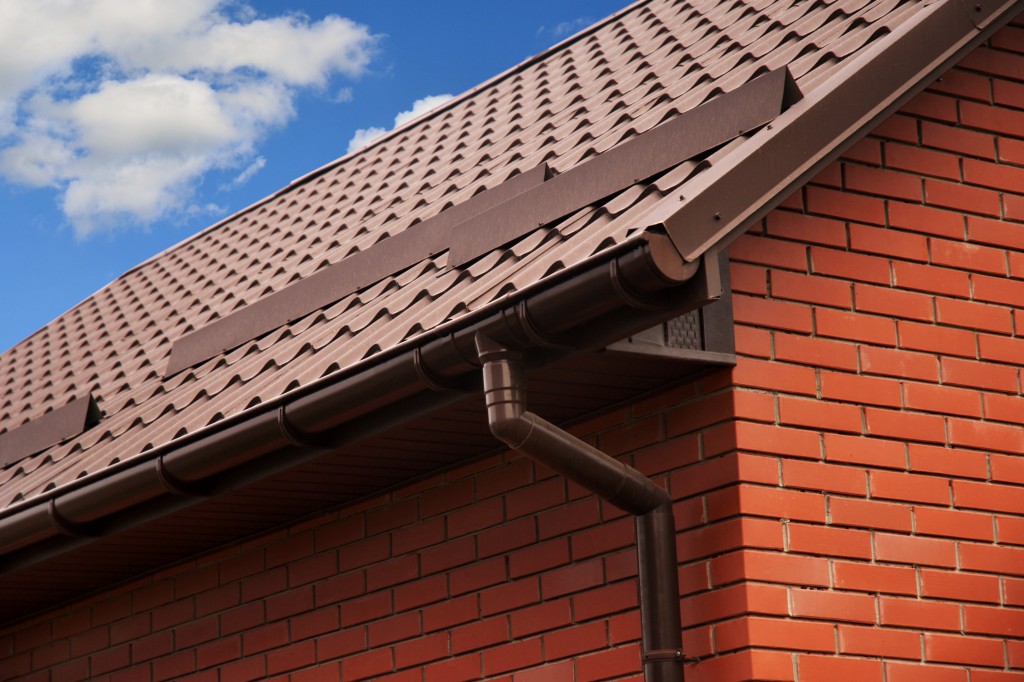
[0,0,628,354]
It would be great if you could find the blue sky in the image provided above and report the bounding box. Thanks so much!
[0,0,627,354]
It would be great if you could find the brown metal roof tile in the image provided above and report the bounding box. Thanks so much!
[0,0,956,511]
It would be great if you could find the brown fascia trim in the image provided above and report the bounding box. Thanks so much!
[0,395,100,469]
[656,0,1024,263]
[0,232,721,571]
[165,66,795,377]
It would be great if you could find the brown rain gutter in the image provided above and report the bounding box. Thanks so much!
[0,233,718,588]
[477,334,683,682]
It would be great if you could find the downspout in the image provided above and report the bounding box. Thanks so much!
[476,333,683,682]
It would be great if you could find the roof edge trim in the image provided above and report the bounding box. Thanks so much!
[659,0,1024,261]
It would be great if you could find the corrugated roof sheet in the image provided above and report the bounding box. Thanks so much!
[0,0,934,510]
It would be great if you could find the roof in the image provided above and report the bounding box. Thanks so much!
[0,0,1020,621]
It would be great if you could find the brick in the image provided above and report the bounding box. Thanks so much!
[925,178,1001,216]
[870,470,950,505]
[483,638,543,676]
[884,142,960,180]
[833,561,918,595]
[921,120,996,159]
[820,371,901,408]
[845,137,882,165]
[855,283,933,321]
[961,100,1024,135]
[242,621,289,655]
[790,588,876,624]
[924,632,1005,667]
[729,234,809,270]
[734,325,772,357]
[450,556,506,596]
[978,333,1024,365]
[732,294,813,333]
[572,581,639,621]
[830,497,912,532]
[392,517,446,554]
[451,616,509,654]
[816,308,896,346]
[999,515,1024,545]
[908,443,988,479]
[999,135,1024,165]
[879,597,961,630]
[892,261,970,298]
[992,453,1024,485]
[394,632,449,668]
[903,382,981,417]
[965,603,1024,636]
[366,554,419,592]
[885,661,968,682]
[575,643,642,681]
[920,569,1000,603]
[873,113,919,143]
[973,272,1024,307]
[771,270,852,308]
[916,506,994,542]
[708,484,825,523]
[902,90,958,123]
[963,157,1024,195]
[341,591,392,628]
[316,628,365,662]
[950,419,1024,454]
[1006,192,1024,221]
[726,421,821,460]
[716,616,835,653]
[782,459,867,496]
[935,296,1013,334]
[807,185,886,225]
[509,539,570,579]
[954,479,1024,514]
[931,237,1007,275]
[540,560,604,599]
[845,164,923,201]
[420,537,476,575]
[341,649,394,682]
[810,247,891,285]
[730,262,769,295]
[506,595,575,639]
[678,516,783,561]
[196,636,241,669]
[423,654,481,682]
[423,594,478,632]
[710,549,829,588]
[267,640,316,675]
[824,432,906,469]
[774,333,858,371]
[480,578,540,616]
[838,624,920,659]
[959,542,1024,576]
[898,320,976,357]
[543,620,607,660]
[765,211,847,247]
[730,357,817,395]
[887,201,964,240]
[446,497,502,539]
[777,395,861,433]
[291,606,340,642]
[863,407,946,444]
[315,572,365,608]
[788,523,872,559]
[875,532,957,568]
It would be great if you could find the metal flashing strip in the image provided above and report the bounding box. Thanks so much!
[165,163,551,376]
[447,66,796,268]
[0,395,101,468]
[165,67,792,377]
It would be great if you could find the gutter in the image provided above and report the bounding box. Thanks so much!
[0,232,719,579]
[477,334,683,682]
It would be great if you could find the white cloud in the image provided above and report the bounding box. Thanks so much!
[347,93,454,153]
[536,17,591,41]
[222,156,266,191]
[0,0,377,237]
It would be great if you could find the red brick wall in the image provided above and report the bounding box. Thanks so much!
[3,21,1024,682]
[715,21,1024,681]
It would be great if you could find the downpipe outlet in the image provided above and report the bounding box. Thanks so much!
[476,333,684,682]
